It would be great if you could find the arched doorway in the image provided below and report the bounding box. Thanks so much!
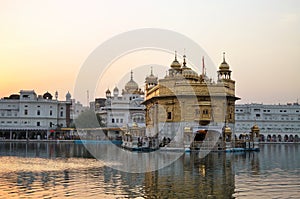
[239,134,243,140]
[284,135,289,142]
[278,134,282,142]
[289,135,294,142]
[295,135,299,142]
[267,135,271,142]
[260,134,265,142]
[272,135,277,142]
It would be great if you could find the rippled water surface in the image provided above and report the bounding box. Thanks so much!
[0,142,299,198]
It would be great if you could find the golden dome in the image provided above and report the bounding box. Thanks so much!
[224,126,232,135]
[219,52,230,70]
[219,62,230,70]
[170,51,181,69]
[182,68,198,80]
[181,55,198,79]
[251,124,260,133]
[171,60,181,69]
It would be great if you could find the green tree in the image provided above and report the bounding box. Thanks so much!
[75,110,104,128]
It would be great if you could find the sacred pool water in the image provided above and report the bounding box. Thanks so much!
[0,142,299,198]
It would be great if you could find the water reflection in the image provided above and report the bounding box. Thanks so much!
[0,142,299,198]
[0,142,94,158]
[142,153,235,198]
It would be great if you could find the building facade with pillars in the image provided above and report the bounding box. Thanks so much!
[143,53,239,148]
[0,90,72,140]
[235,103,300,142]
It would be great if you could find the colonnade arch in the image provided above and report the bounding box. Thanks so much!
[263,134,298,142]
[236,133,299,142]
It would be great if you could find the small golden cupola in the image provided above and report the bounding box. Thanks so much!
[251,124,260,137]
[217,52,232,80]
[170,51,182,69]
[224,126,232,136]
[223,124,232,142]
[181,54,198,80]
[145,67,158,91]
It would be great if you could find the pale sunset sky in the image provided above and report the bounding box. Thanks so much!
[0,0,299,105]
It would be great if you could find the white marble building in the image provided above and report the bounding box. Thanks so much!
[0,90,72,140]
[235,103,300,142]
[98,71,146,138]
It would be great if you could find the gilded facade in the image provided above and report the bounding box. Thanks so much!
[143,52,239,144]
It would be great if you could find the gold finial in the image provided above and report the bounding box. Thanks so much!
[130,70,133,80]
[223,52,226,63]
[150,66,153,75]
[183,54,186,67]
[175,51,177,61]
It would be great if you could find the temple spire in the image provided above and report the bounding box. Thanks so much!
[150,66,153,76]
[183,54,186,67]
[130,70,133,80]
[175,51,177,61]
[223,52,226,63]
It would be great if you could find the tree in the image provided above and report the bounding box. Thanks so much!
[96,113,105,127]
[75,110,104,129]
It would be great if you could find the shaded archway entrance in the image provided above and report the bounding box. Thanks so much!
[284,135,288,142]
[278,135,282,142]
[289,135,294,142]
[272,135,277,142]
[295,135,299,142]
[260,134,265,142]
[267,135,271,142]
